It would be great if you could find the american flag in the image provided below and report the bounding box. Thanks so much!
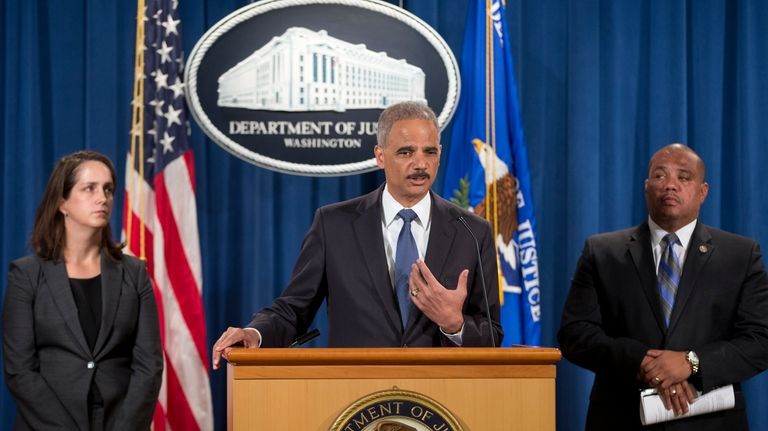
[124,0,213,429]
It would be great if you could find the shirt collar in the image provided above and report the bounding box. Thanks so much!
[382,184,431,227]
[648,216,697,250]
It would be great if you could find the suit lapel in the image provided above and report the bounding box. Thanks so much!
[667,223,713,334]
[41,259,91,356]
[423,194,457,281]
[93,252,122,355]
[352,186,403,332]
[627,223,667,333]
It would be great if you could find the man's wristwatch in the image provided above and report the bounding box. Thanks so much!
[686,350,700,375]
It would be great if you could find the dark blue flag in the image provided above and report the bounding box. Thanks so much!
[442,0,541,345]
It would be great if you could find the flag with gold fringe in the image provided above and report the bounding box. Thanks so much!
[124,0,213,428]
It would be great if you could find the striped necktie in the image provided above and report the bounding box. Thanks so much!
[395,209,418,330]
[657,233,681,326]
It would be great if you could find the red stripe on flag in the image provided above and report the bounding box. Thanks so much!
[165,356,200,431]
[152,402,167,431]
[183,149,196,192]
[153,172,209,368]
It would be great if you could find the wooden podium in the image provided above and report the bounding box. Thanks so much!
[226,347,560,430]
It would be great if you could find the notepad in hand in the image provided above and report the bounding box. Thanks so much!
[639,384,735,425]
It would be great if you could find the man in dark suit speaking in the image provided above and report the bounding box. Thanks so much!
[213,101,502,367]
[558,143,768,430]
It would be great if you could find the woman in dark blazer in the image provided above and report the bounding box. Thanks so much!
[3,151,163,430]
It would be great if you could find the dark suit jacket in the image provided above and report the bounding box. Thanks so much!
[248,185,503,347]
[558,221,768,430]
[3,252,163,431]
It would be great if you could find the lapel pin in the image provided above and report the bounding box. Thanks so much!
[699,245,708,253]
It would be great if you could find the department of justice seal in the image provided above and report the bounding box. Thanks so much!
[185,0,459,176]
[329,388,464,431]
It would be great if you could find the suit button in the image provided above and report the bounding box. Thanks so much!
[87,361,95,369]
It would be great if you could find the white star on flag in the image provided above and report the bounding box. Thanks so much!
[164,104,182,126]
[159,131,175,153]
[149,98,165,117]
[168,77,185,99]
[157,41,174,64]
[162,14,180,36]
[154,69,168,89]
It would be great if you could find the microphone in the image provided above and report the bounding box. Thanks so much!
[451,209,496,347]
[289,328,320,347]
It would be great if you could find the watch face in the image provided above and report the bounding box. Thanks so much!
[687,351,699,373]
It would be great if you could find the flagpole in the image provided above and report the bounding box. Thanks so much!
[128,0,147,259]
[484,0,505,304]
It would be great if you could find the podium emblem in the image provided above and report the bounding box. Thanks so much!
[329,387,464,431]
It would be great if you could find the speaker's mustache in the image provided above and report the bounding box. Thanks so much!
[407,171,430,180]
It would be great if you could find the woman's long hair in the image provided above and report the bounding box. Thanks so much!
[31,150,123,261]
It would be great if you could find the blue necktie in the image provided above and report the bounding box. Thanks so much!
[395,209,419,330]
[657,233,681,326]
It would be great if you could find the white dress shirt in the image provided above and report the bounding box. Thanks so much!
[648,217,697,275]
[380,185,432,283]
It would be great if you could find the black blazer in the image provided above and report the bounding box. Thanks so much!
[558,222,768,430]
[3,252,163,430]
[249,185,503,347]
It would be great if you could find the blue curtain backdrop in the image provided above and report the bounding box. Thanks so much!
[2,0,767,430]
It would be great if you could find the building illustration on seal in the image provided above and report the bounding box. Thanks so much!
[217,27,426,112]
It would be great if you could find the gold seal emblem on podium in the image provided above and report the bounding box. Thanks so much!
[330,387,465,431]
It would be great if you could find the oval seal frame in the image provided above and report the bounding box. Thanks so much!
[329,388,465,431]
[185,0,460,176]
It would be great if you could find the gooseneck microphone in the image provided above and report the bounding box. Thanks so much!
[289,328,321,347]
[452,209,496,348]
